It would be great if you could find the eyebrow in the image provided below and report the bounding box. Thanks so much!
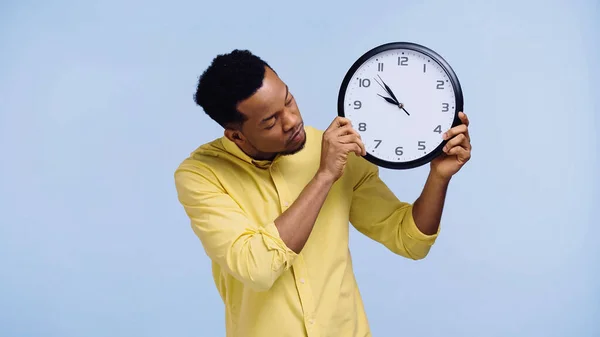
[261,85,289,123]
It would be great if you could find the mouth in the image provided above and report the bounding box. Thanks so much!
[288,123,304,144]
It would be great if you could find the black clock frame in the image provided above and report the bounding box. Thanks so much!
[337,41,464,170]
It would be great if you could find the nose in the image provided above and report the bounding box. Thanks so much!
[282,109,299,133]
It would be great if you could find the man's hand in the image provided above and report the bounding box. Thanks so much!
[274,116,365,254]
[430,111,472,180]
[317,116,366,183]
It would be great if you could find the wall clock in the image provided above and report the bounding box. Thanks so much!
[337,42,464,170]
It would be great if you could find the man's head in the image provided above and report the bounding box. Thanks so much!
[194,49,306,160]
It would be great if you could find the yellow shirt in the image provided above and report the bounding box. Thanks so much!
[174,125,439,337]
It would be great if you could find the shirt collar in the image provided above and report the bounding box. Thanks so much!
[220,136,281,169]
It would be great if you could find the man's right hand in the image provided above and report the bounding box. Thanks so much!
[317,116,366,183]
[272,116,365,254]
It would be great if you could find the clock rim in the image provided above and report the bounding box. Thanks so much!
[337,41,464,170]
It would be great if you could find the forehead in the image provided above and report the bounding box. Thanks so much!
[237,67,288,121]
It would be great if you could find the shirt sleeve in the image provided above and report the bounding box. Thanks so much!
[174,164,298,292]
[347,156,440,260]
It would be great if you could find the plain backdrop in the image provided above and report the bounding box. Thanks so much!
[1,0,598,336]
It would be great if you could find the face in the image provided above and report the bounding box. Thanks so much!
[227,66,306,160]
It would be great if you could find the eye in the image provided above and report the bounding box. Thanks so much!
[285,95,294,106]
[264,117,277,130]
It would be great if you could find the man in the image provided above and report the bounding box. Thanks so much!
[174,49,472,337]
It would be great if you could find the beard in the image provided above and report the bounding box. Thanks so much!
[281,139,306,156]
[242,125,307,160]
[281,128,307,156]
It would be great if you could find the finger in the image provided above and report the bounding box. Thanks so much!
[446,146,471,163]
[443,124,469,142]
[335,124,360,137]
[357,143,365,156]
[458,111,469,127]
[324,123,354,141]
[339,134,366,155]
[443,134,466,153]
[343,143,364,156]
[338,133,362,146]
[328,116,352,130]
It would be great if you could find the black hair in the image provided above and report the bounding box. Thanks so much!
[193,49,272,128]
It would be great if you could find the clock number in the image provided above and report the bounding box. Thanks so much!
[434,125,442,134]
[398,56,408,66]
[358,123,367,131]
[395,146,404,156]
[436,80,444,89]
[354,100,362,109]
[374,139,382,148]
[358,78,371,87]
[418,141,426,150]
[378,62,384,72]
[442,103,449,112]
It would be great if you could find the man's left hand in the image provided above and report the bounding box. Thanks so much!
[430,111,472,180]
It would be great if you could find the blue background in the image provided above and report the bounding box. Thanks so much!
[1,0,598,336]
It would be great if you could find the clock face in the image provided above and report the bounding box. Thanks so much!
[338,42,463,169]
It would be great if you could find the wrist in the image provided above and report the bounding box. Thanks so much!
[313,170,336,187]
[428,169,452,186]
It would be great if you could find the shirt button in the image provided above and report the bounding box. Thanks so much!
[299,278,305,284]
[283,201,289,207]
[309,319,315,324]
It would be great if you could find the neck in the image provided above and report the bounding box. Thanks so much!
[238,141,278,161]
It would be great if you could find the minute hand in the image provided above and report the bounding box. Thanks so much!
[377,75,400,103]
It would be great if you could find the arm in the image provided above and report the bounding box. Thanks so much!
[175,167,293,292]
[174,117,364,291]
[349,111,472,259]
[411,172,451,236]
[278,115,367,253]
[348,157,439,260]
[174,166,334,292]
[412,110,472,234]
[275,172,334,253]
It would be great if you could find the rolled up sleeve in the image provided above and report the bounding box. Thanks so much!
[174,166,298,292]
[348,157,439,260]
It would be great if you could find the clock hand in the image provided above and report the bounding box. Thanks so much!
[377,94,410,116]
[374,75,409,116]
[377,93,399,105]
[397,102,410,116]
[373,76,397,103]
[377,75,400,104]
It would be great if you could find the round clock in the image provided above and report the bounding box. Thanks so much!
[337,42,464,170]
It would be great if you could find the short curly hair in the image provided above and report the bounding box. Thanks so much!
[193,49,273,128]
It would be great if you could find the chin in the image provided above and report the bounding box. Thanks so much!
[282,137,306,156]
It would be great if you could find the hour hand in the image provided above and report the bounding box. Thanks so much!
[377,93,398,105]
[376,94,410,116]
[374,76,409,116]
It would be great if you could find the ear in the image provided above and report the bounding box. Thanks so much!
[224,127,245,145]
